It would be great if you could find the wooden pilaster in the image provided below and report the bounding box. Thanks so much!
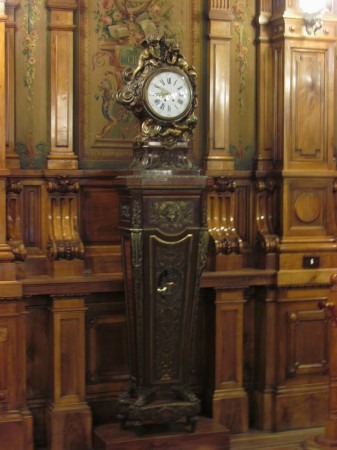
[5,0,19,168]
[204,0,234,173]
[255,0,273,173]
[0,296,33,450]
[46,296,92,450]
[212,287,248,433]
[46,0,78,169]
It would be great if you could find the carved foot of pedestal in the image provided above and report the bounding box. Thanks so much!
[134,421,144,436]
[187,415,198,433]
[117,413,127,430]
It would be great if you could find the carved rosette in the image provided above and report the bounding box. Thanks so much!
[46,176,84,260]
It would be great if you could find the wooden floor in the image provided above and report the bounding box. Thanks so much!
[230,427,324,449]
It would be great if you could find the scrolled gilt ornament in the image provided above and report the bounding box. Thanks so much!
[116,34,198,149]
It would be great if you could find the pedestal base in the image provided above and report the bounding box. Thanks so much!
[93,416,230,450]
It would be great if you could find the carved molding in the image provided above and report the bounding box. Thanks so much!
[6,180,27,261]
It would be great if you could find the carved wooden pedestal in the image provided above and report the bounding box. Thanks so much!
[115,146,210,433]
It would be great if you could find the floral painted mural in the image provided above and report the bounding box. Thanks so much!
[230,0,256,170]
[22,0,42,106]
[90,0,181,149]
[94,0,175,44]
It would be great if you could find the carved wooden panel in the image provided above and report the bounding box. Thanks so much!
[277,290,330,386]
[291,50,326,163]
[215,291,245,389]
[284,180,333,237]
[26,296,49,448]
[286,308,328,377]
[26,297,49,401]
[23,185,43,250]
[147,233,196,385]
[236,184,251,246]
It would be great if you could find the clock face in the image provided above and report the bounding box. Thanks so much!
[143,68,193,121]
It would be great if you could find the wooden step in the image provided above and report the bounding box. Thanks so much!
[93,416,230,450]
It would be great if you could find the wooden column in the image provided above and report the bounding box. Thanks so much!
[47,0,78,169]
[204,0,234,173]
[212,287,248,433]
[5,0,19,168]
[46,295,92,450]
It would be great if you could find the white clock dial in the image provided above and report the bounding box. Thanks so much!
[144,69,192,121]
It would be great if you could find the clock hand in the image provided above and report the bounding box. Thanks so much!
[154,84,171,97]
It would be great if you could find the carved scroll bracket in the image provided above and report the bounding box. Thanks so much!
[46,175,84,261]
[6,180,27,261]
[255,177,279,254]
[207,177,243,257]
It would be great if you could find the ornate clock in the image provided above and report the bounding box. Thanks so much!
[115,35,210,436]
[116,35,198,166]
[143,67,193,122]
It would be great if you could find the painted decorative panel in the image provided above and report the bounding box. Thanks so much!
[78,0,203,168]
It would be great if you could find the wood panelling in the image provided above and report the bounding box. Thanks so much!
[0,0,336,446]
[86,292,128,386]
[81,187,120,244]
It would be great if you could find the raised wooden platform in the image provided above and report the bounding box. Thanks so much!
[93,416,230,450]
